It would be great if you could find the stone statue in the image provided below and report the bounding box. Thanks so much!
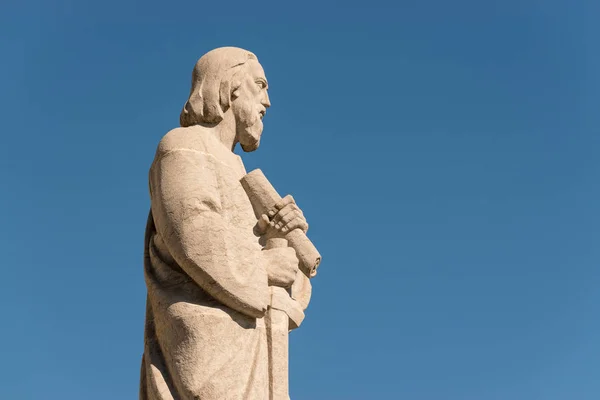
[140,47,321,400]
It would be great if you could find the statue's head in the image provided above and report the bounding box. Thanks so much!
[180,47,271,152]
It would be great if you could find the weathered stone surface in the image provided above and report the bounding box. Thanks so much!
[139,47,320,400]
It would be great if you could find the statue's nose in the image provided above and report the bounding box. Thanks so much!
[262,91,271,108]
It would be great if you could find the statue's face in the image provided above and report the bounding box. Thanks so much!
[232,59,271,152]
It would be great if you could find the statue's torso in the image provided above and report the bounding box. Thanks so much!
[141,127,269,400]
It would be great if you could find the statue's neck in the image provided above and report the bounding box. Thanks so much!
[212,111,238,152]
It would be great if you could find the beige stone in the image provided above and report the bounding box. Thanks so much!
[139,47,321,400]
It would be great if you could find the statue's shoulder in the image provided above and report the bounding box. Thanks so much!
[155,126,211,158]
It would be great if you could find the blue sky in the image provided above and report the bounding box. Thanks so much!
[1,0,598,399]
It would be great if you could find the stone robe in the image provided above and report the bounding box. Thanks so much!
[140,126,272,400]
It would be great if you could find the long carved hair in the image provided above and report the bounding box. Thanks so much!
[179,47,257,127]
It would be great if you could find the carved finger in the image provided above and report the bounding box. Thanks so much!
[268,195,295,218]
[271,204,298,226]
[281,217,309,234]
[276,210,303,230]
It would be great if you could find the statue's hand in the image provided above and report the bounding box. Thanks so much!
[262,246,299,288]
[258,195,309,234]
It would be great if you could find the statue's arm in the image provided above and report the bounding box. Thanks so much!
[150,149,269,319]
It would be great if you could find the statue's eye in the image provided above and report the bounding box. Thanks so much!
[256,80,267,89]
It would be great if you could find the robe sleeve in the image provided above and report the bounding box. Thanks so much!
[149,148,269,319]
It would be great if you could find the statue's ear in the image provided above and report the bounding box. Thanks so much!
[228,74,243,102]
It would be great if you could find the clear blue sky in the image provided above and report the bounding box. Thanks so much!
[1,0,598,399]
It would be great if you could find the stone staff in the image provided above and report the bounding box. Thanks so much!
[241,169,321,400]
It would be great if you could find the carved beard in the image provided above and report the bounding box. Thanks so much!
[238,115,263,152]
